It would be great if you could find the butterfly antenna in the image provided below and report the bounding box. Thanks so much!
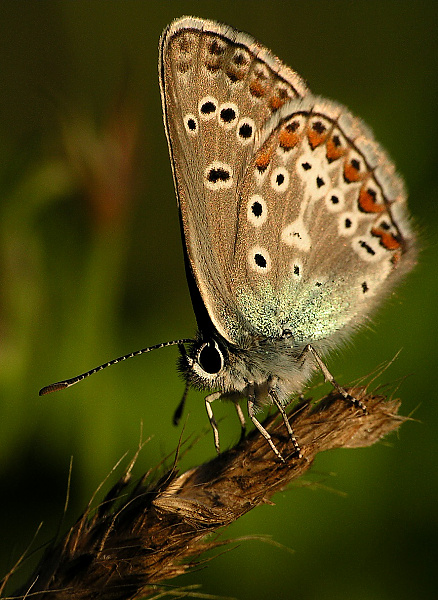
[39,339,194,396]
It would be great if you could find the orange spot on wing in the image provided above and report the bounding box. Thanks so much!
[371,227,402,250]
[255,149,272,171]
[269,94,286,111]
[307,128,327,150]
[344,161,365,183]
[326,136,346,162]
[279,129,299,150]
[226,68,244,82]
[358,186,385,213]
[249,79,266,98]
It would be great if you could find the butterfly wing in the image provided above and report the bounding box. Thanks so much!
[159,17,308,344]
[230,95,416,352]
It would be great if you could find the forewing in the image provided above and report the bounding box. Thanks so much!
[159,17,308,343]
[231,95,416,349]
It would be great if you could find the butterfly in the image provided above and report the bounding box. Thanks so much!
[40,17,416,462]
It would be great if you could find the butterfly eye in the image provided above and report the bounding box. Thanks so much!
[197,341,224,375]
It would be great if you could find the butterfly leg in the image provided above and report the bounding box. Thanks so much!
[205,391,222,454]
[247,395,285,462]
[269,388,302,458]
[234,402,247,441]
[305,344,367,413]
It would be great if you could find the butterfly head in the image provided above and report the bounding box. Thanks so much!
[178,335,234,391]
[179,331,280,397]
[177,331,315,404]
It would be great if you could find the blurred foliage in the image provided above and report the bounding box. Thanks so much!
[0,1,437,599]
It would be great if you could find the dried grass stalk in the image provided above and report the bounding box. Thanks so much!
[6,388,406,600]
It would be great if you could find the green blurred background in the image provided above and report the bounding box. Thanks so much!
[0,1,436,599]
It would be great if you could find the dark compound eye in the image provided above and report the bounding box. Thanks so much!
[198,342,223,374]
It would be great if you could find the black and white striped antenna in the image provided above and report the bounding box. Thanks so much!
[39,339,193,396]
